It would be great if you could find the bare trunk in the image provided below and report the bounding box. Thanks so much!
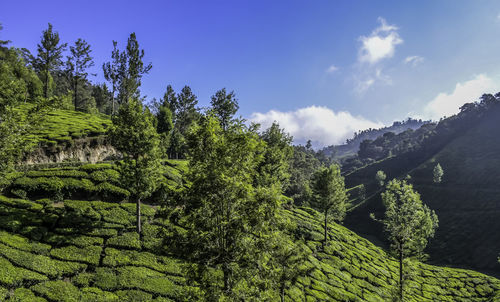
[44,68,49,99]
[399,248,403,301]
[136,198,142,234]
[323,209,328,248]
[281,284,285,302]
[74,79,78,110]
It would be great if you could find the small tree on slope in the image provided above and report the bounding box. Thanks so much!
[311,164,348,248]
[374,179,438,301]
[109,98,161,234]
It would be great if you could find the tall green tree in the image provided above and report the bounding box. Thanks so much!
[156,87,175,155]
[66,38,94,110]
[34,23,67,98]
[167,85,199,159]
[210,88,239,130]
[109,98,161,234]
[183,114,286,300]
[375,179,438,301]
[102,41,123,114]
[256,122,293,189]
[117,33,152,103]
[433,163,443,184]
[0,44,45,189]
[311,164,348,248]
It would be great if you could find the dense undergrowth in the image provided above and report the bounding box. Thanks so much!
[0,163,498,301]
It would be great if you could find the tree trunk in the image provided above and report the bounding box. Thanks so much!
[323,209,328,248]
[223,264,230,294]
[399,248,403,301]
[74,78,78,110]
[111,86,115,115]
[281,284,285,302]
[136,198,141,234]
[44,68,49,99]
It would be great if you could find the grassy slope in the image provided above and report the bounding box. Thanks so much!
[344,106,500,274]
[0,164,499,301]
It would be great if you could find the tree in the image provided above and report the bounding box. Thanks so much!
[376,170,387,187]
[210,88,239,130]
[311,164,348,248]
[167,85,199,159]
[102,41,123,114]
[375,179,438,301]
[256,122,293,189]
[66,38,94,110]
[183,114,285,300]
[268,234,310,302]
[176,85,198,134]
[109,98,161,234]
[0,44,46,190]
[34,23,67,98]
[156,88,174,155]
[433,163,443,184]
[117,33,152,103]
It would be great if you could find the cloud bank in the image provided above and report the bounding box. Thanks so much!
[249,106,383,148]
[423,74,500,120]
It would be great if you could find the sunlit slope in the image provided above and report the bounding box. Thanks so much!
[18,105,111,147]
[345,106,500,273]
[0,164,498,301]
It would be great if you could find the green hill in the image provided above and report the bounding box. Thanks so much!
[344,99,500,274]
[0,163,499,301]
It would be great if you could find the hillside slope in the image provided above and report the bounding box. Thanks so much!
[344,101,500,274]
[0,163,498,301]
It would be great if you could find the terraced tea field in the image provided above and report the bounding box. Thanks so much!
[0,162,498,301]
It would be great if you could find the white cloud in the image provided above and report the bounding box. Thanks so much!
[358,17,403,64]
[404,55,424,66]
[423,74,500,120]
[326,65,339,73]
[249,106,383,148]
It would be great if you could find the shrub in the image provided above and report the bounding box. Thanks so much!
[80,287,119,302]
[96,182,130,201]
[90,169,120,183]
[26,170,88,178]
[0,257,47,287]
[107,232,141,250]
[80,163,113,171]
[115,290,152,302]
[31,281,82,302]
[103,248,182,275]
[7,288,47,302]
[0,230,50,254]
[0,243,86,278]
[50,245,102,266]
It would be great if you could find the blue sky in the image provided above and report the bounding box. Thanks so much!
[2,0,500,146]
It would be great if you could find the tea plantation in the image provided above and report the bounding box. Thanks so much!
[0,163,499,301]
[18,105,112,147]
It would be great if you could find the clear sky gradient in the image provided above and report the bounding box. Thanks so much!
[2,1,500,146]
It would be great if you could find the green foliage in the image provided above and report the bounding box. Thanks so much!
[183,114,289,299]
[107,232,141,250]
[376,179,439,300]
[257,122,294,190]
[33,23,67,99]
[210,88,239,130]
[432,163,443,183]
[311,164,348,246]
[0,242,86,278]
[50,245,102,265]
[66,38,95,111]
[376,170,387,187]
